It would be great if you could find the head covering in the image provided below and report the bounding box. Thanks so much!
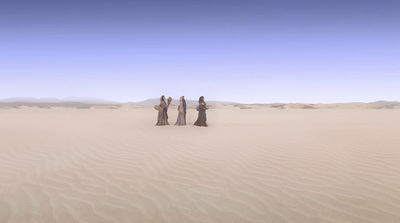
[198,96,204,104]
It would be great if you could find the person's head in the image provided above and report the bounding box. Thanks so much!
[199,96,204,103]
[161,95,165,101]
[182,96,185,101]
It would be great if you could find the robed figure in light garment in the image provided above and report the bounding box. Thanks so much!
[175,96,187,125]
[155,95,172,126]
[194,96,208,127]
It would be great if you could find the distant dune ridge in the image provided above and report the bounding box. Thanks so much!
[0,97,399,109]
[0,97,121,108]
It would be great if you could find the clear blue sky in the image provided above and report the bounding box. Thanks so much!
[1,0,399,103]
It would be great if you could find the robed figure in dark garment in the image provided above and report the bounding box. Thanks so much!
[155,95,171,126]
[194,96,208,127]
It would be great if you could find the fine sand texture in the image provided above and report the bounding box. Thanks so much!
[1,107,400,223]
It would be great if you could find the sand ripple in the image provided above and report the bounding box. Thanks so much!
[0,108,400,222]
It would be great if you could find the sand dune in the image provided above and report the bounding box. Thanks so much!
[1,107,400,222]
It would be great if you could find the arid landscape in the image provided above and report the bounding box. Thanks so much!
[1,103,399,222]
[2,0,399,222]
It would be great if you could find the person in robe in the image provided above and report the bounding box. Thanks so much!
[155,95,170,126]
[194,96,208,127]
[175,96,187,125]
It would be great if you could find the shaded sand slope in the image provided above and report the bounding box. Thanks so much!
[1,108,400,222]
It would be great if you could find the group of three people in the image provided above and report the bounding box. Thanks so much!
[155,95,208,127]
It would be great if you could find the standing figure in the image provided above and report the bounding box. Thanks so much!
[194,96,208,127]
[175,96,187,126]
[155,95,170,126]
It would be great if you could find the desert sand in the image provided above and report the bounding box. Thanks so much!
[1,106,400,223]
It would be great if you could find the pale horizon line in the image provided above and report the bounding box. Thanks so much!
[0,96,399,105]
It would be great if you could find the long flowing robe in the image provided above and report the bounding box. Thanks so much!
[194,102,208,127]
[156,100,169,126]
[175,97,186,125]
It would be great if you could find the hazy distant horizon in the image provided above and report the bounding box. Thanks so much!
[1,96,399,105]
[1,0,399,103]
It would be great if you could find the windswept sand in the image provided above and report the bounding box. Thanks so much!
[1,107,400,223]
